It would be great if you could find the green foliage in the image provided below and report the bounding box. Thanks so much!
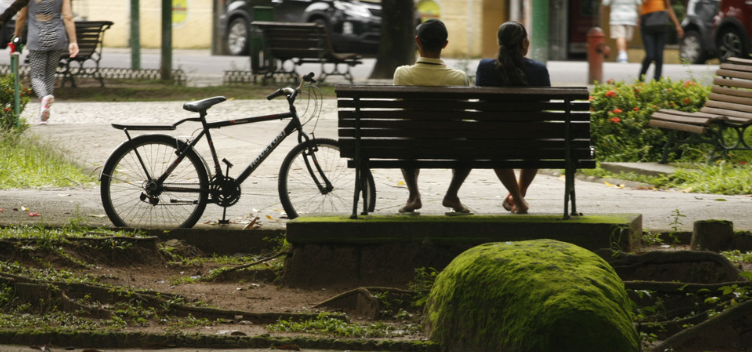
[0,132,97,189]
[407,267,439,309]
[590,78,710,162]
[266,312,421,338]
[721,250,752,264]
[0,74,31,131]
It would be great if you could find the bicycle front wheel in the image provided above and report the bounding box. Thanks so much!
[279,138,375,219]
[100,134,209,229]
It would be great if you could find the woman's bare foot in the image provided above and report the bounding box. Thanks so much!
[511,196,529,214]
[399,196,422,213]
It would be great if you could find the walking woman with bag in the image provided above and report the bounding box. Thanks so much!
[638,0,683,81]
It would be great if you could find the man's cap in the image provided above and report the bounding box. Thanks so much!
[417,18,447,46]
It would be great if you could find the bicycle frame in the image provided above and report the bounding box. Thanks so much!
[117,86,334,203]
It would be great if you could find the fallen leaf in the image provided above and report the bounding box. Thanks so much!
[397,181,404,186]
[714,198,727,201]
[58,194,71,197]
[266,215,274,220]
[88,214,107,218]
[21,206,28,211]
[682,187,694,193]
[252,208,259,212]
[28,212,40,217]
[12,208,18,211]
[0,208,3,212]
[243,217,259,230]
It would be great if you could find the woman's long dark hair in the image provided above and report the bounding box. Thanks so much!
[495,21,529,86]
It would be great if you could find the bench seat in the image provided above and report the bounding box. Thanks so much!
[336,85,595,219]
[58,21,113,88]
[649,57,752,163]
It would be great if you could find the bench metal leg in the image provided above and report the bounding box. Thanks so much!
[563,166,573,220]
[351,164,361,219]
[318,62,355,84]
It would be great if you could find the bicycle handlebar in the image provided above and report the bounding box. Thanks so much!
[266,72,317,101]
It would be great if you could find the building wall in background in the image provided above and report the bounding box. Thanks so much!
[82,0,212,49]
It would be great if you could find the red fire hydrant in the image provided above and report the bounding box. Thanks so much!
[587,27,610,84]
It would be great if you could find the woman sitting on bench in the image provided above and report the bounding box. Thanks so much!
[475,21,551,214]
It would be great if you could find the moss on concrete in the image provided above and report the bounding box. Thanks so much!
[295,214,635,224]
[424,239,639,352]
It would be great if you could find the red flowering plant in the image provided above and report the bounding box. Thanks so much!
[0,75,31,131]
[590,78,710,162]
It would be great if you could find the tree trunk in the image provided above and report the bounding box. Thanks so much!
[368,0,415,79]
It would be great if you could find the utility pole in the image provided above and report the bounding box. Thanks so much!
[130,0,140,70]
[161,0,172,80]
[531,0,548,64]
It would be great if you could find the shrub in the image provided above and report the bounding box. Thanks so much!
[0,74,31,131]
[590,78,710,162]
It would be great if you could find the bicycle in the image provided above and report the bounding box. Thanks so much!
[99,73,376,229]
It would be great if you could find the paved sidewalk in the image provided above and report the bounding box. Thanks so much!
[1,99,751,232]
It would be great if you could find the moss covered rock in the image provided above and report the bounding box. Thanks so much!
[424,239,638,352]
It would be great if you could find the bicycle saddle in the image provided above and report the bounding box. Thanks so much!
[183,96,227,113]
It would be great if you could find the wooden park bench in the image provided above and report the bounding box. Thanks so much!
[649,57,752,164]
[58,20,114,88]
[251,21,362,84]
[336,85,596,219]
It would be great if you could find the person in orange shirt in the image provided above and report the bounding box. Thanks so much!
[638,0,683,81]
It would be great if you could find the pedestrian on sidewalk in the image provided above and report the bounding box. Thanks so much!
[393,18,473,215]
[638,0,684,81]
[600,0,642,63]
[13,0,78,124]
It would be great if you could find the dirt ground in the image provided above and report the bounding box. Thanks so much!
[0,235,423,341]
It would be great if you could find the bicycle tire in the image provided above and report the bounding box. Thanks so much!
[100,134,209,229]
[278,138,375,219]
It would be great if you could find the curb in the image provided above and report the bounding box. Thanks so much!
[0,330,440,351]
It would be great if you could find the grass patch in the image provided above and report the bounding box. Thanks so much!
[578,162,752,195]
[49,80,338,102]
[266,312,421,338]
[0,132,96,189]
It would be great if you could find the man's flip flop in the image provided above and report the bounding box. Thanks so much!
[502,194,513,212]
[398,207,420,216]
[445,205,474,216]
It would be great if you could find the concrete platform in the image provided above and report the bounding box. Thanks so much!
[283,214,642,288]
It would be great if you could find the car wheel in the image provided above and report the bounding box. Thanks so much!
[717,27,750,62]
[226,17,250,56]
[680,30,706,64]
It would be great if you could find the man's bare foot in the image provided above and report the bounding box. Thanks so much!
[442,197,466,212]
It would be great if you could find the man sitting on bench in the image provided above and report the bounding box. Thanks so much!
[393,19,472,215]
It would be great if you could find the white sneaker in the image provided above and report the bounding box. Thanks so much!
[38,95,54,123]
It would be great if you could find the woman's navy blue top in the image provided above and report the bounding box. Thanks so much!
[475,57,551,87]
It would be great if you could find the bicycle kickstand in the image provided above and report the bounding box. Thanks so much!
[218,159,233,225]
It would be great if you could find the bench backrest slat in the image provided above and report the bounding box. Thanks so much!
[716,69,752,81]
[711,86,752,99]
[713,77,752,90]
[338,110,592,122]
[706,96,752,112]
[336,85,591,162]
[63,21,113,60]
[700,106,752,120]
[720,63,752,73]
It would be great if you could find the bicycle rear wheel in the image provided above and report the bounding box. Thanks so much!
[100,134,209,229]
[278,138,375,219]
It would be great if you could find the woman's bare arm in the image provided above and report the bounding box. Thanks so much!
[62,0,78,57]
[13,6,26,38]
